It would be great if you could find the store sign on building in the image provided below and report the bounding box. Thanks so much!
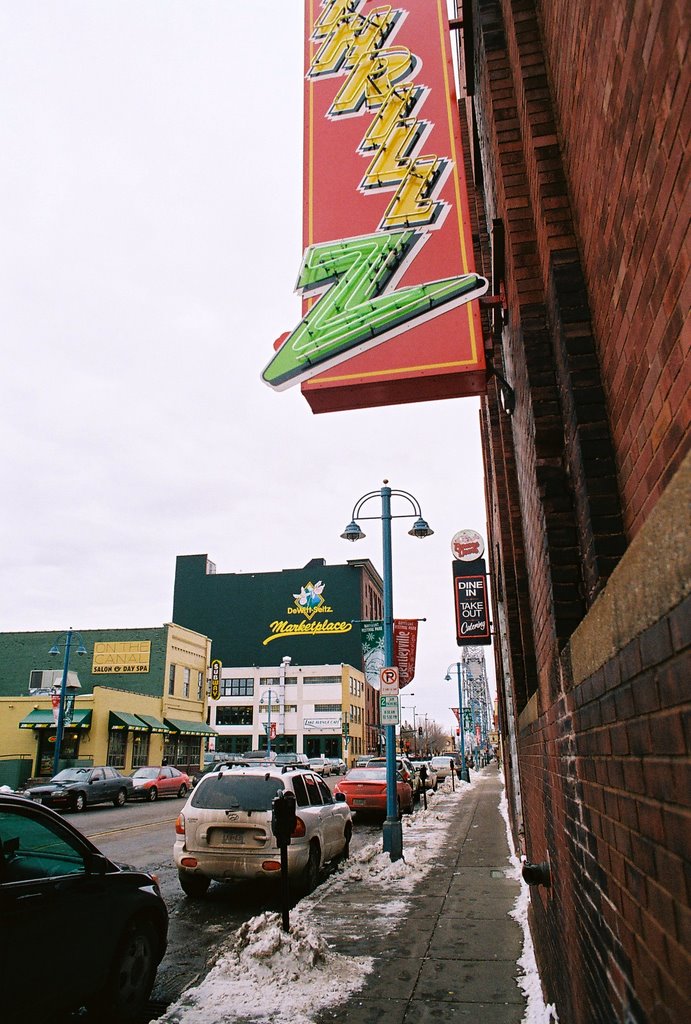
[452,559,491,645]
[303,715,342,731]
[262,0,488,413]
[92,641,151,674]
[263,580,352,646]
[210,659,222,701]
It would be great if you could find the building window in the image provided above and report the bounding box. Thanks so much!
[197,671,204,700]
[183,668,190,698]
[107,730,127,769]
[131,732,150,768]
[215,706,253,726]
[168,664,176,696]
[303,676,341,686]
[221,678,254,697]
[315,704,342,712]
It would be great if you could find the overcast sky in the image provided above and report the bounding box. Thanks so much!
[0,1,494,730]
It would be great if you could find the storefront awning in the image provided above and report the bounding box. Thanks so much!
[164,717,217,736]
[19,709,92,730]
[136,714,169,733]
[109,711,149,732]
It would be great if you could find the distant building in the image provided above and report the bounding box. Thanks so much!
[0,624,213,785]
[172,553,384,761]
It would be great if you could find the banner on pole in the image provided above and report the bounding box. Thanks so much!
[361,620,385,688]
[393,619,418,686]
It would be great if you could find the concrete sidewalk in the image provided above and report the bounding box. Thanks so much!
[312,767,527,1024]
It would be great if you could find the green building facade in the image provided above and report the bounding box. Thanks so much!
[172,554,384,670]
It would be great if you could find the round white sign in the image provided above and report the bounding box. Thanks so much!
[451,529,485,561]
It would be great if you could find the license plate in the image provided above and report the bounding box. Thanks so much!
[353,798,367,806]
[222,829,245,844]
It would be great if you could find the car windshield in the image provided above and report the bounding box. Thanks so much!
[132,768,159,779]
[51,768,89,783]
[191,773,285,811]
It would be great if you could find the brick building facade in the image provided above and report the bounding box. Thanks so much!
[454,1,689,1021]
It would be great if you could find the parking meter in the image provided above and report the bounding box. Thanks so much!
[418,763,428,809]
[271,791,297,847]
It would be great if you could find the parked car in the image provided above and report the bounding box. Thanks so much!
[411,758,438,791]
[355,756,373,767]
[327,757,348,775]
[130,766,192,801]
[430,755,462,781]
[274,753,310,768]
[174,765,352,899]
[191,755,249,787]
[334,767,414,818]
[366,756,420,797]
[22,766,133,812]
[308,756,333,777]
[0,792,168,1023]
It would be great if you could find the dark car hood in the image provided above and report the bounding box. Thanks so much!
[26,782,73,794]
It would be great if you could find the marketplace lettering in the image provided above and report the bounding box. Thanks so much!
[262,619,353,645]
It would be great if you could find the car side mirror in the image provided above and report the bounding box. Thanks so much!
[85,852,109,876]
[335,792,346,802]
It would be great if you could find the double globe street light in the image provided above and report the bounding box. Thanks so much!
[49,629,87,776]
[341,481,433,861]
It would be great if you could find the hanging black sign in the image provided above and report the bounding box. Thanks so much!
[452,558,491,645]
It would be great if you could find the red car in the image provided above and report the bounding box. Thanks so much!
[130,765,192,801]
[334,767,414,818]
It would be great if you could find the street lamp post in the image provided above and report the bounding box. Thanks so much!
[259,689,279,757]
[49,629,87,776]
[341,480,433,861]
[445,662,470,782]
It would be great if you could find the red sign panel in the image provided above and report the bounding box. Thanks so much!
[394,618,419,686]
[263,0,488,412]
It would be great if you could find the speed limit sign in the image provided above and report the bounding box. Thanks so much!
[380,667,399,694]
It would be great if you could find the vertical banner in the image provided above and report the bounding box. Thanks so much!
[452,558,491,645]
[393,619,418,687]
[360,620,385,688]
[263,0,489,412]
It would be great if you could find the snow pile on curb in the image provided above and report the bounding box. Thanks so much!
[158,911,371,1024]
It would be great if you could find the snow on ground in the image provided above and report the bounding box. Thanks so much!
[157,772,557,1024]
[498,786,559,1024]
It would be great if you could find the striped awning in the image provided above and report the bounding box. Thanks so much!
[136,714,169,733]
[19,709,92,730]
[109,711,149,732]
[164,717,217,736]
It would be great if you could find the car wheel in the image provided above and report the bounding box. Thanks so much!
[71,791,86,812]
[179,870,210,899]
[87,917,158,1023]
[342,823,352,860]
[177,784,188,798]
[147,787,158,802]
[113,788,127,807]
[300,842,321,895]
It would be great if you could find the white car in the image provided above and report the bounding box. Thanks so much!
[308,757,332,777]
[174,765,352,898]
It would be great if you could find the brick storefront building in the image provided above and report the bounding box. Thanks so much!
[454,1,689,1022]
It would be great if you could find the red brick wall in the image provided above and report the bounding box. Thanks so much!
[538,0,690,538]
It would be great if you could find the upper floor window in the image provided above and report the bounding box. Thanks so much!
[221,678,254,697]
[197,671,204,701]
[168,664,176,696]
[183,667,190,698]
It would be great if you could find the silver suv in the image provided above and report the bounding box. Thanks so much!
[174,766,353,899]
